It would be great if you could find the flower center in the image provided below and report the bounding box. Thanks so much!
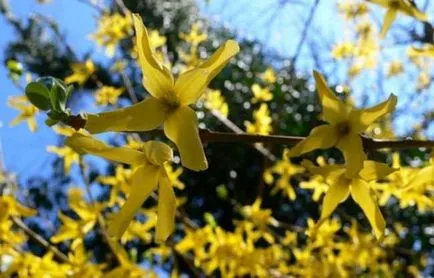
[336,121,351,137]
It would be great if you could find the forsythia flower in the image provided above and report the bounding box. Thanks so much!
[90,13,133,57]
[331,42,355,59]
[338,1,369,20]
[46,126,83,174]
[259,67,277,84]
[244,103,273,135]
[387,60,404,77]
[366,0,428,38]
[95,86,124,106]
[84,14,239,171]
[65,59,95,85]
[408,44,434,58]
[251,84,273,103]
[7,95,38,132]
[302,159,396,239]
[66,133,176,241]
[263,149,304,200]
[287,71,397,177]
[203,89,229,118]
[179,23,207,47]
[47,146,80,174]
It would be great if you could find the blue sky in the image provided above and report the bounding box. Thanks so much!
[1,0,434,183]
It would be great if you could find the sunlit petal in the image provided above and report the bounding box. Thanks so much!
[132,14,174,98]
[404,165,434,190]
[85,97,168,134]
[313,71,348,124]
[350,179,385,239]
[108,164,159,237]
[359,160,396,181]
[286,124,338,157]
[155,173,176,242]
[380,8,398,38]
[164,106,208,171]
[336,133,366,178]
[66,133,145,165]
[349,94,397,133]
[175,40,239,105]
[319,182,350,221]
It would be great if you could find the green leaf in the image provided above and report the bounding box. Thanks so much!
[49,82,66,111]
[25,82,52,111]
[47,110,68,121]
[45,118,59,127]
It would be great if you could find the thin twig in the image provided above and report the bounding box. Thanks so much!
[12,216,70,263]
[78,159,121,264]
[290,0,320,70]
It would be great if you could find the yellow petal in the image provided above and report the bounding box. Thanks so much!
[336,133,366,178]
[85,97,168,134]
[313,71,348,124]
[174,40,239,105]
[358,160,396,181]
[349,94,397,133]
[164,106,208,171]
[319,182,350,222]
[132,13,174,98]
[286,125,338,157]
[404,165,434,190]
[301,159,344,179]
[380,8,398,38]
[108,164,159,237]
[399,2,428,21]
[350,179,385,239]
[155,173,176,242]
[142,141,173,166]
[66,133,145,165]
[408,45,434,58]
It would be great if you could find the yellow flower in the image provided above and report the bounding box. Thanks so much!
[165,163,185,190]
[263,149,304,200]
[203,89,229,117]
[65,59,95,85]
[387,60,404,77]
[47,146,79,174]
[367,0,428,38]
[0,195,36,221]
[148,30,167,49]
[244,103,273,135]
[66,133,176,242]
[338,1,369,20]
[416,71,431,90]
[90,13,133,57]
[180,23,207,47]
[84,14,239,171]
[95,86,124,106]
[46,126,83,174]
[251,84,273,103]
[259,67,277,84]
[302,159,396,239]
[331,42,355,59]
[287,71,397,177]
[7,95,38,132]
[408,44,434,58]
[98,165,132,206]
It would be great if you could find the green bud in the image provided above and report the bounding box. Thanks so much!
[216,184,228,199]
[204,212,217,227]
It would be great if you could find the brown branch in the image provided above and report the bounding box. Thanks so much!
[64,114,434,150]
[12,216,70,263]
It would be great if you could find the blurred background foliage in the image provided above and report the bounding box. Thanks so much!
[1,0,434,276]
